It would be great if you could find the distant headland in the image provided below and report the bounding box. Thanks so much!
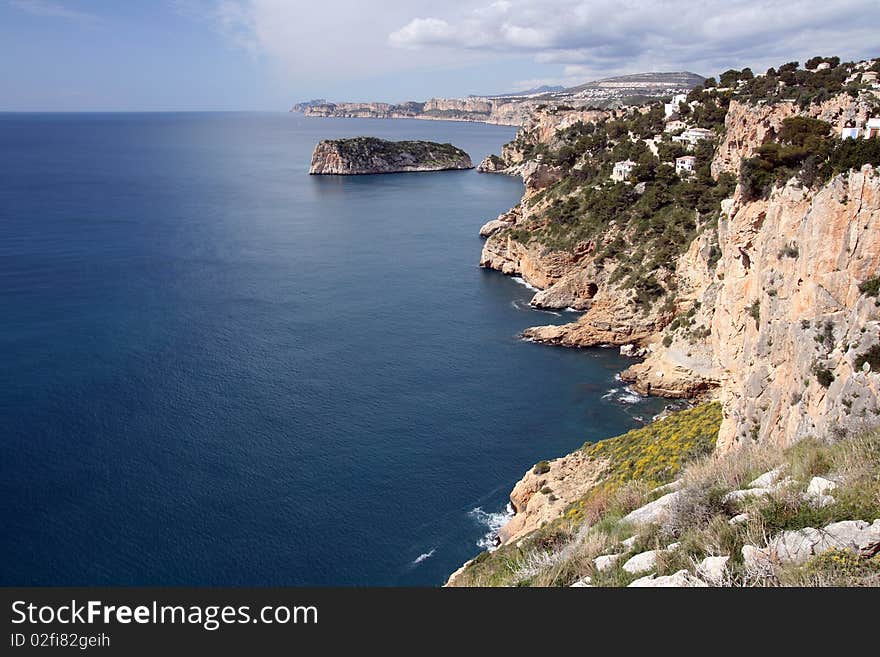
[292,72,705,127]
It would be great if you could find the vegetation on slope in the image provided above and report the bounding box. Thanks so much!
[504,105,734,309]
[740,116,880,200]
[451,409,880,587]
[451,403,722,586]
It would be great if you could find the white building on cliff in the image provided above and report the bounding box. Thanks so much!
[675,155,697,176]
[664,94,688,118]
[672,127,715,146]
[611,160,636,182]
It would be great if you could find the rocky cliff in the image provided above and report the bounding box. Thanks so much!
[477,79,880,450]
[308,137,473,175]
[449,57,880,587]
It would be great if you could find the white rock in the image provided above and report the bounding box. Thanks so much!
[805,477,838,506]
[666,542,681,551]
[628,570,709,587]
[478,218,513,238]
[808,494,836,508]
[748,467,785,489]
[621,536,638,550]
[769,527,830,565]
[722,487,774,503]
[742,545,774,575]
[806,476,837,497]
[593,554,622,572]
[570,576,592,587]
[696,555,730,584]
[620,344,647,358]
[823,519,880,557]
[650,479,683,495]
[729,513,750,525]
[622,490,682,525]
[622,549,658,574]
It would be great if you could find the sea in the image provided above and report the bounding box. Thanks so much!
[0,112,667,585]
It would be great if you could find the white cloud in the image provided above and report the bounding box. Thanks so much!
[387,18,456,48]
[389,0,880,80]
[192,0,479,84]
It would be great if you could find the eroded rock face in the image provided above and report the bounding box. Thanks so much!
[496,451,608,545]
[309,138,473,175]
[713,166,880,449]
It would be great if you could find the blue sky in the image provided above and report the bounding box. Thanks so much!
[1,0,878,111]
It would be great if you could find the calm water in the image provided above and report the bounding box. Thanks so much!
[0,113,666,585]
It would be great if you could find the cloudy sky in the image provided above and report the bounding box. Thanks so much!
[1,0,878,110]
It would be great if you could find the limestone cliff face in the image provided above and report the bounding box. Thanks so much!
[477,90,880,455]
[423,97,492,114]
[712,167,880,449]
[309,138,473,175]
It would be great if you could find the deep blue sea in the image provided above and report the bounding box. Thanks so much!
[0,112,666,585]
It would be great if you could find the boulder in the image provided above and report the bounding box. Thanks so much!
[769,527,832,565]
[622,490,682,525]
[806,476,837,497]
[621,536,638,550]
[742,545,774,576]
[593,554,622,572]
[696,555,730,585]
[620,344,648,358]
[804,476,838,508]
[570,576,592,587]
[823,519,880,557]
[628,570,709,587]
[729,513,750,525]
[479,218,513,238]
[722,487,775,504]
[622,550,658,574]
[748,467,786,489]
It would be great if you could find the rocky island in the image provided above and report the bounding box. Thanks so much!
[308,137,473,175]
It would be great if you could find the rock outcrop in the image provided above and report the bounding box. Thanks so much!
[309,138,473,175]
[496,451,608,545]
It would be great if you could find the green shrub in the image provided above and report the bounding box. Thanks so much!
[854,344,880,372]
[858,276,880,297]
[813,363,835,388]
[748,300,760,325]
[533,460,551,475]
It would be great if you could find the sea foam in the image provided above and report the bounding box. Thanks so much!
[469,504,514,551]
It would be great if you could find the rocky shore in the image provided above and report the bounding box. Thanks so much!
[309,137,473,175]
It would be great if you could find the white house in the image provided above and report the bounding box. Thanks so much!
[611,160,636,182]
[867,118,880,139]
[815,62,832,71]
[840,126,861,139]
[664,94,688,118]
[675,155,697,176]
[672,127,715,146]
[664,120,687,133]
